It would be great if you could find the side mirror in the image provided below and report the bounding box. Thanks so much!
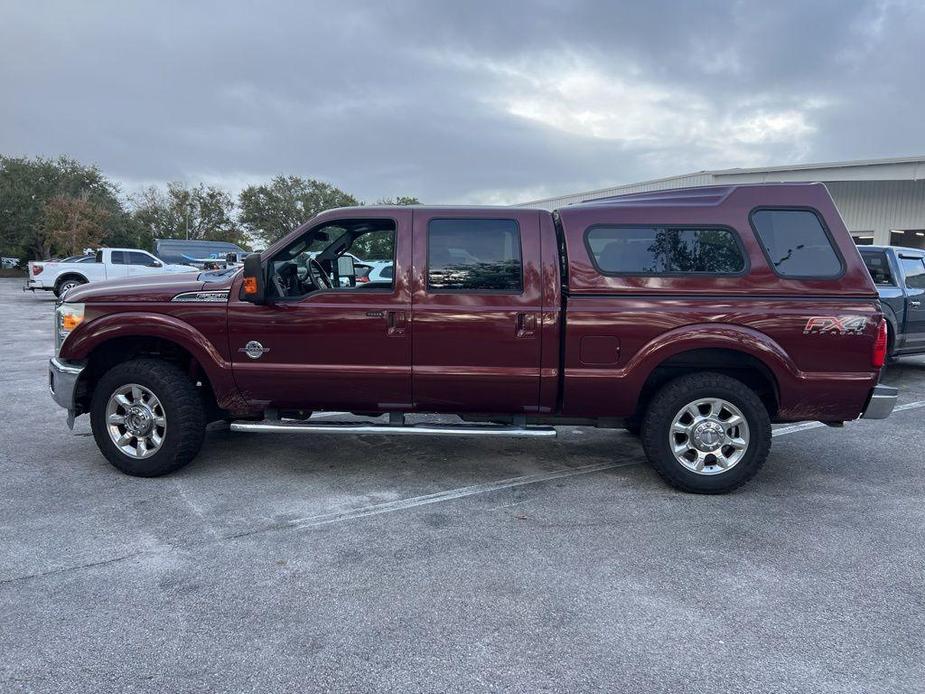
[337,255,356,285]
[242,254,266,304]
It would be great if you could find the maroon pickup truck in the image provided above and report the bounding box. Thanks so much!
[49,183,896,493]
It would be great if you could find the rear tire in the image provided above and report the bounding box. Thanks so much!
[54,277,86,298]
[641,372,771,494]
[90,358,206,477]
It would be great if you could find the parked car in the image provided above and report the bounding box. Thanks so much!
[24,248,199,297]
[154,239,248,269]
[49,183,895,493]
[363,261,393,285]
[859,245,925,358]
[2,256,21,269]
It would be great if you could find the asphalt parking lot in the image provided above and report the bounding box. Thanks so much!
[1,278,924,693]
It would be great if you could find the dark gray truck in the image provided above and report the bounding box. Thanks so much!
[860,246,925,358]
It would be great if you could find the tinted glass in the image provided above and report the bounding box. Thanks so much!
[901,257,925,289]
[128,251,156,266]
[350,230,393,263]
[110,251,126,265]
[381,265,393,279]
[586,227,745,274]
[750,209,842,277]
[427,219,522,291]
[861,251,894,286]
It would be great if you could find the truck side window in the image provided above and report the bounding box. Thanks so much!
[128,251,159,267]
[900,257,925,289]
[750,209,843,278]
[427,219,522,292]
[110,251,127,265]
[861,252,894,286]
[267,219,396,299]
[585,226,745,275]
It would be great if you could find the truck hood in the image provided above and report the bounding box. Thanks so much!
[64,272,231,304]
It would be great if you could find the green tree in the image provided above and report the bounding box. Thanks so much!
[131,182,244,247]
[238,176,359,245]
[0,155,126,259]
[41,193,110,257]
[376,196,420,206]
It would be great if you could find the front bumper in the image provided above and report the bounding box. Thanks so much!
[861,384,898,420]
[49,357,85,427]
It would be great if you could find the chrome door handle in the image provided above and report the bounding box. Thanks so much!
[387,310,407,336]
[911,300,921,307]
[516,312,537,337]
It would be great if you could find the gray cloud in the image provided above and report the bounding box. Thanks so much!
[1,0,923,204]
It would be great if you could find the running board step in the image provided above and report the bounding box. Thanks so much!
[230,420,557,438]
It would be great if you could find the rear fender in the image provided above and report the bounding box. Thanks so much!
[624,323,874,421]
[628,322,795,392]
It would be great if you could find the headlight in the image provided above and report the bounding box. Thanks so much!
[55,302,84,353]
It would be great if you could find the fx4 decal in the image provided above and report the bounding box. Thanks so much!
[803,316,868,335]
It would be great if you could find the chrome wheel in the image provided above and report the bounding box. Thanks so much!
[60,280,81,295]
[105,384,166,459]
[669,397,749,475]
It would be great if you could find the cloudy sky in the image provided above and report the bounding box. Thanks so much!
[2,0,923,204]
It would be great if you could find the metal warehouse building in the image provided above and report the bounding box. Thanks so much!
[518,155,925,249]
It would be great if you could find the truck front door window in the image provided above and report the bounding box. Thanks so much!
[267,220,396,299]
[901,257,925,289]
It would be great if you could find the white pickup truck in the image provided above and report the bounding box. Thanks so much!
[24,248,199,297]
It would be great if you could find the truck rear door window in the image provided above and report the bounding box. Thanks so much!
[427,219,522,292]
[750,209,843,278]
[585,226,745,275]
[110,251,127,265]
[861,251,894,286]
[900,256,925,289]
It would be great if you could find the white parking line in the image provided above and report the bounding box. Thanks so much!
[773,399,925,437]
[286,400,925,529]
[292,460,641,528]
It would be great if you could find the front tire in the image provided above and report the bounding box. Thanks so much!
[641,372,771,494]
[90,358,206,477]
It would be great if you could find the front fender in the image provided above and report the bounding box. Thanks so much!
[60,311,245,411]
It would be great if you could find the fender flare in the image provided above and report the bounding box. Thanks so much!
[624,322,799,396]
[880,303,900,352]
[60,311,241,408]
[55,272,89,289]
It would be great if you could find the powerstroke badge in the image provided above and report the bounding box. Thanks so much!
[240,341,270,359]
[803,316,868,335]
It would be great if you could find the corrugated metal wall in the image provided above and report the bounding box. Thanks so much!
[824,180,925,240]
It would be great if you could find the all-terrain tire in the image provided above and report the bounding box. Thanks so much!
[90,358,206,477]
[640,372,771,494]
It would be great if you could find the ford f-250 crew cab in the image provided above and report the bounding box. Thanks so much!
[25,248,198,297]
[48,183,897,493]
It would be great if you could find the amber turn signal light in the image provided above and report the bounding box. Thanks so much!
[243,276,258,294]
[61,312,83,331]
